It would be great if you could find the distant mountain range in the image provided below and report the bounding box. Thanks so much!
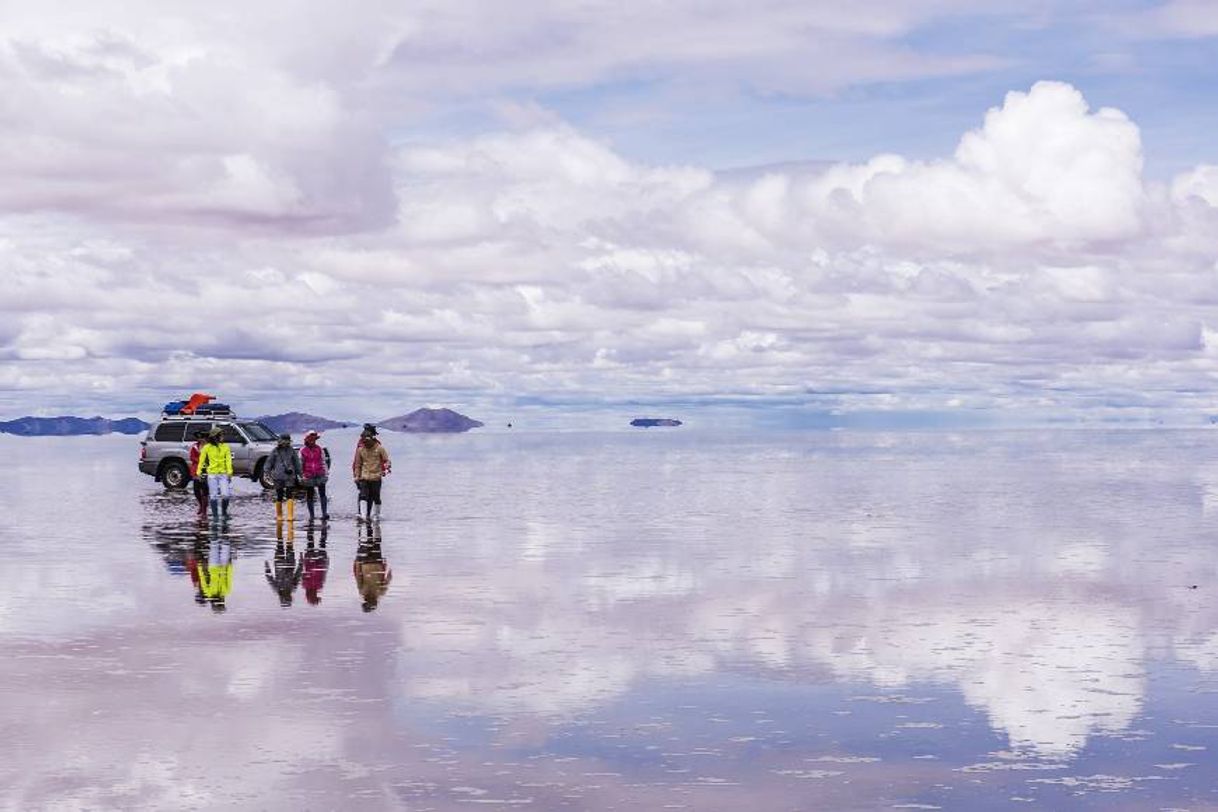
[255,412,355,434]
[260,407,484,434]
[379,408,484,433]
[0,416,150,436]
[0,406,485,437]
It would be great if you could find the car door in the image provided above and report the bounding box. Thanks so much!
[219,422,251,475]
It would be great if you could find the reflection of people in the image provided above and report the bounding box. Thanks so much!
[264,521,301,607]
[299,430,330,522]
[187,537,206,606]
[197,526,233,612]
[353,523,391,612]
[188,430,209,521]
[198,426,233,521]
[302,524,329,605]
[352,427,391,523]
[267,433,302,522]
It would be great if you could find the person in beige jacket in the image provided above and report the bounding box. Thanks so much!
[352,429,391,523]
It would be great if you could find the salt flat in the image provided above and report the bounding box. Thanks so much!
[1,428,1215,810]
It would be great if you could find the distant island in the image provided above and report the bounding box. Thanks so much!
[379,407,483,433]
[255,412,354,434]
[0,416,151,436]
[631,418,683,428]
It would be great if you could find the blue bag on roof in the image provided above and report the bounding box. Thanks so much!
[163,400,187,414]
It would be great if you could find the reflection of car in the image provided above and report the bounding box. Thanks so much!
[138,410,280,490]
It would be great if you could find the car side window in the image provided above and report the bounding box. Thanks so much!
[220,424,246,444]
[154,423,186,442]
[186,422,213,440]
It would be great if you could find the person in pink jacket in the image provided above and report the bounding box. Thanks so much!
[299,430,331,522]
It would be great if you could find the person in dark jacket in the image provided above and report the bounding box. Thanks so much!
[266,434,302,522]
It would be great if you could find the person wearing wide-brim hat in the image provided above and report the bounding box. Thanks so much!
[266,433,302,522]
[197,426,234,521]
[299,429,331,522]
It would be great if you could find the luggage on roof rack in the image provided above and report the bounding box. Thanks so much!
[182,393,215,415]
[159,393,232,418]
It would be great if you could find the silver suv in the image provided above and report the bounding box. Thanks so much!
[139,414,280,490]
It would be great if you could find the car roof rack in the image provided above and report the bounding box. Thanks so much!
[159,408,237,419]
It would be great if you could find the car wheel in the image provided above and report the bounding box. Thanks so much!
[161,460,189,490]
[257,459,275,490]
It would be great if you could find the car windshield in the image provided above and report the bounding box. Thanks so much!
[240,422,278,442]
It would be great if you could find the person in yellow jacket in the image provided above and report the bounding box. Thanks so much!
[198,426,234,521]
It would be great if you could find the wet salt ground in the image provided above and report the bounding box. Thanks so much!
[1,429,1218,810]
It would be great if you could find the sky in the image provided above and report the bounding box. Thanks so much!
[2,0,1218,425]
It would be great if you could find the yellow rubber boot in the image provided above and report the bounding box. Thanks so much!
[275,501,283,521]
[287,498,295,523]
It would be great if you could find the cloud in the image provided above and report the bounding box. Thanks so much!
[0,5,395,231]
[1,3,1217,421]
[1140,0,1218,38]
[690,81,1148,252]
[378,0,1012,97]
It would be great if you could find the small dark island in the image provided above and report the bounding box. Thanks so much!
[0,416,151,436]
[379,407,484,433]
[631,418,683,428]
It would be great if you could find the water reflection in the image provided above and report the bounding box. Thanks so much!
[264,521,302,607]
[127,432,1218,762]
[302,524,329,606]
[4,431,1218,808]
[354,522,391,612]
[197,526,233,613]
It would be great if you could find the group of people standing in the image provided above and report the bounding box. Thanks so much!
[187,423,392,523]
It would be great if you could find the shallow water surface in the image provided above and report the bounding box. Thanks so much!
[1,428,1217,810]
